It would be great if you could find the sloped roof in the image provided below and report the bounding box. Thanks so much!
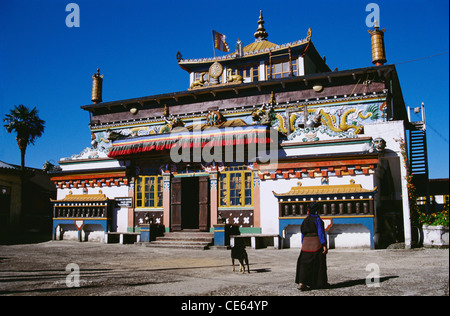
[243,40,278,54]
[178,38,309,66]
[273,183,377,198]
[51,193,109,203]
[0,160,19,170]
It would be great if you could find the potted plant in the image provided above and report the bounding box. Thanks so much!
[419,203,449,248]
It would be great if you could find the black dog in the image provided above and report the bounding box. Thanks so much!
[231,241,250,274]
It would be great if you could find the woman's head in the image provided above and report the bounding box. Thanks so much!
[308,201,319,215]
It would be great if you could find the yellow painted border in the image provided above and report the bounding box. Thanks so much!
[218,170,254,208]
[135,175,164,209]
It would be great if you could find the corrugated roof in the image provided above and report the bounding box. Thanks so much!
[243,40,278,53]
[51,193,109,203]
[274,183,377,198]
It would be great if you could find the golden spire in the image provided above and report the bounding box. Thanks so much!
[254,10,268,42]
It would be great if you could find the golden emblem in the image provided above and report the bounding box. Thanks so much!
[209,61,223,79]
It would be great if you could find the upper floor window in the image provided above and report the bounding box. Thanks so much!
[236,64,259,83]
[266,58,298,79]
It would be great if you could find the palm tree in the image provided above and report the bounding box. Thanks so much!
[3,105,45,171]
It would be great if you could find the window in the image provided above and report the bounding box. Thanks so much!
[266,58,298,79]
[219,170,253,207]
[236,64,259,83]
[135,176,163,208]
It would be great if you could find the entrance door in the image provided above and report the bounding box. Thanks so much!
[181,177,199,229]
[170,176,210,232]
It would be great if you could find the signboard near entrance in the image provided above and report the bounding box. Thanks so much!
[115,197,133,208]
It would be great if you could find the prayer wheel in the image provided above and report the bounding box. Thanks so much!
[91,68,103,104]
[368,22,387,66]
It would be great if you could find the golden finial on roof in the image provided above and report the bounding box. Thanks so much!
[254,10,268,42]
[306,28,312,41]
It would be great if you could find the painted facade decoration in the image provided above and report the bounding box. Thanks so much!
[49,12,415,249]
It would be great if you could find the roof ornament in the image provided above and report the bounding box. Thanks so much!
[254,10,268,42]
[176,51,183,62]
[368,20,387,66]
[306,28,312,41]
[236,38,243,57]
[91,68,104,104]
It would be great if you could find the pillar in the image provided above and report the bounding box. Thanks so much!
[253,170,261,229]
[210,171,218,228]
[162,172,171,232]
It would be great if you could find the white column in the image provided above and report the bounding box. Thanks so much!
[259,61,265,81]
[400,157,412,249]
[298,56,305,76]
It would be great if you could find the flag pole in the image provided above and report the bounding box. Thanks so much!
[212,30,216,58]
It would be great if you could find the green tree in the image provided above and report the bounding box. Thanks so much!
[3,105,45,171]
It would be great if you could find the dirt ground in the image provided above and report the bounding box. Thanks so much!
[0,241,448,297]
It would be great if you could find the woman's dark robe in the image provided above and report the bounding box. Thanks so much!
[295,215,328,289]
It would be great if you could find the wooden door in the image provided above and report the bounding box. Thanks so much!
[198,176,210,231]
[171,177,182,231]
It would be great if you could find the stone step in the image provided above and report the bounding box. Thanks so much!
[137,241,211,250]
[164,231,214,238]
[151,241,211,249]
[156,236,213,242]
[137,231,214,250]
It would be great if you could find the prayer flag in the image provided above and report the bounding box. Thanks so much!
[212,30,230,52]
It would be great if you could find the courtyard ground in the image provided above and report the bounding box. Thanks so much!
[0,241,448,297]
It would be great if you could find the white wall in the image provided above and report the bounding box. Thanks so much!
[60,159,124,171]
[57,185,129,200]
[260,173,376,236]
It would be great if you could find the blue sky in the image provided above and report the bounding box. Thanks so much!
[0,0,448,179]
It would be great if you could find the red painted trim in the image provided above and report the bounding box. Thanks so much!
[256,158,379,171]
[51,172,126,181]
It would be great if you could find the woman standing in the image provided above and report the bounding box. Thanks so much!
[295,202,329,291]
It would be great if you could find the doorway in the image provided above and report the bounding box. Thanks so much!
[171,176,210,232]
[181,177,199,229]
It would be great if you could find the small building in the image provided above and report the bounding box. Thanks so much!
[1,160,56,242]
[49,12,419,249]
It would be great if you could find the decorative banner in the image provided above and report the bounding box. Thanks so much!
[108,125,273,158]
